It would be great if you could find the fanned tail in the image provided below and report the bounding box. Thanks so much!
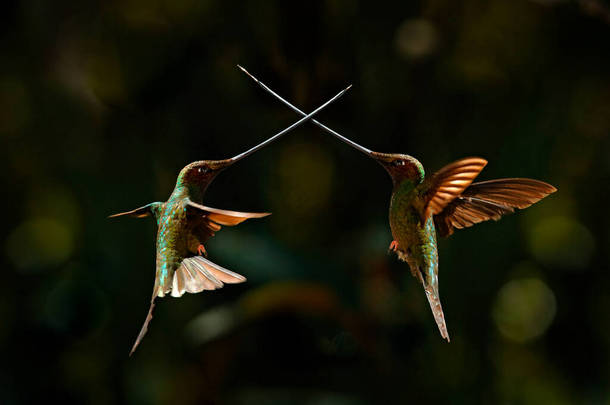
[423,285,450,342]
[170,256,246,297]
[128,256,247,355]
[130,298,156,356]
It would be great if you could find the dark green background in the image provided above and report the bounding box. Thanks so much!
[2,1,609,403]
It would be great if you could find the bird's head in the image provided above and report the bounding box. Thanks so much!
[176,159,234,191]
[313,126,424,186]
[370,152,425,185]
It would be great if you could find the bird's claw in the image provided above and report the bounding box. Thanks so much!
[388,240,398,252]
[197,244,208,257]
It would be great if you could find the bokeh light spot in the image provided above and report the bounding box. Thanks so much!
[526,216,594,269]
[26,185,81,231]
[53,37,124,112]
[186,305,237,346]
[6,217,74,272]
[492,278,556,343]
[395,19,439,59]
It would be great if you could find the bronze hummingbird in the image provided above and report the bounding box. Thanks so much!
[110,84,351,355]
[239,66,557,341]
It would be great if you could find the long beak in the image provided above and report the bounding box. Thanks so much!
[229,81,352,163]
[238,65,375,158]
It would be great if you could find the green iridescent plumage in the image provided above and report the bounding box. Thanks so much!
[110,160,271,355]
[357,154,555,341]
[239,68,557,341]
[110,84,351,355]
[355,153,556,342]
[387,172,447,339]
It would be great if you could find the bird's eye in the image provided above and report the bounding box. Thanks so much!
[197,167,208,174]
[393,160,405,166]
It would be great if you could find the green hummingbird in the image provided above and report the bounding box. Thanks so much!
[110,84,351,355]
[239,66,557,341]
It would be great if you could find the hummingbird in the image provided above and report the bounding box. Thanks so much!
[239,66,557,341]
[110,84,351,355]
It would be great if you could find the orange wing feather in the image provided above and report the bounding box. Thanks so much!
[434,178,557,237]
[423,157,488,220]
[187,201,271,226]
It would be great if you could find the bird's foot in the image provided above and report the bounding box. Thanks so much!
[197,244,208,257]
[388,240,399,252]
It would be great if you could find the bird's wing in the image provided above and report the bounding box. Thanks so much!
[186,200,271,244]
[170,256,246,298]
[186,200,271,225]
[185,199,271,254]
[433,178,557,237]
[108,202,163,219]
[189,217,222,247]
[421,157,488,221]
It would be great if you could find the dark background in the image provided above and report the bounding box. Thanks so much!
[2,0,610,404]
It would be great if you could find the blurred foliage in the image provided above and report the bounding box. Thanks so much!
[2,0,610,404]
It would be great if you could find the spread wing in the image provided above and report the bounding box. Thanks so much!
[108,202,163,219]
[187,200,271,224]
[169,203,266,298]
[421,158,488,220]
[186,200,272,244]
[173,202,268,298]
[433,178,557,237]
[129,202,270,355]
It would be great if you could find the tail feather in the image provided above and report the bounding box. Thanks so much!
[424,285,450,342]
[170,256,246,297]
[130,298,156,356]
[129,256,248,355]
[396,247,450,341]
